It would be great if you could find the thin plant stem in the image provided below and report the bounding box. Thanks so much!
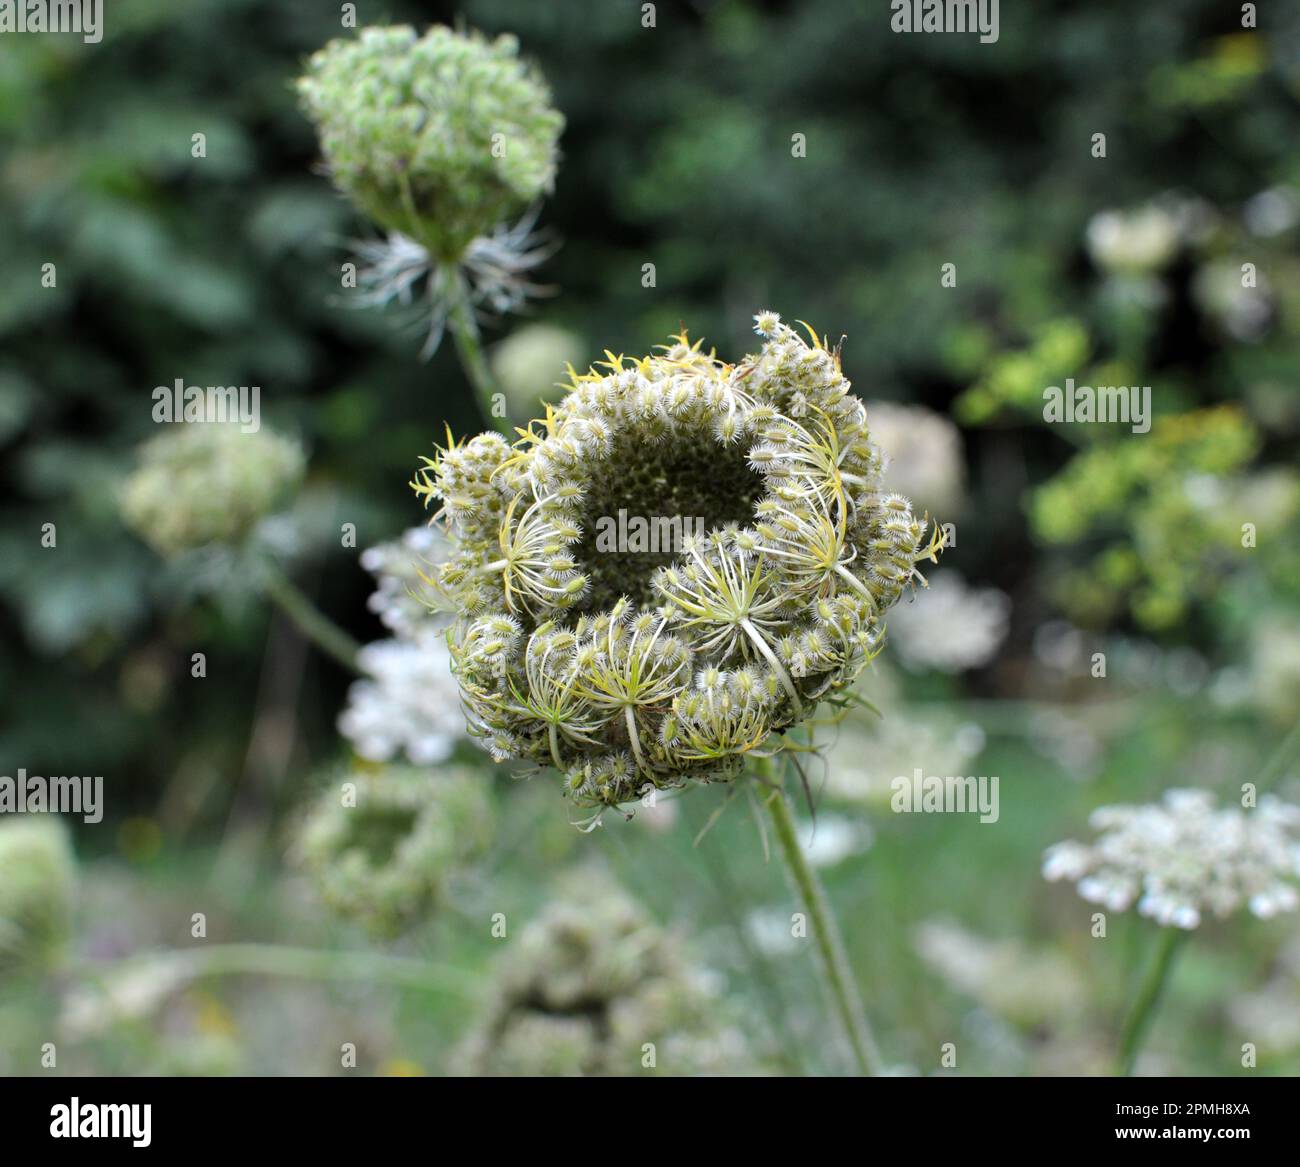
[443,268,511,437]
[1116,925,1186,1076]
[755,754,882,1075]
[261,565,362,673]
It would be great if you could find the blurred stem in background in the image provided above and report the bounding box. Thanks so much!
[757,754,882,1076]
[75,944,478,1004]
[1116,926,1187,1077]
[678,796,804,1074]
[440,266,511,438]
[260,564,361,673]
[1256,719,1300,794]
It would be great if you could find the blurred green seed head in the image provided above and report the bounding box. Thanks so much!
[456,876,762,1076]
[297,25,564,261]
[120,424,305,556]
[0,818,75,980]
[413,313,942,814]
[294,765,493,937]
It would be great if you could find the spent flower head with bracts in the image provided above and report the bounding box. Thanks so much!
[1043,788,1300,930]
[120,423,305,557]
[412,313,943,815]
[294,765,493,937]
[297,24,563,262]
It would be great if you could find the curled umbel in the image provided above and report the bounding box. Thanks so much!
[414,313,941,811]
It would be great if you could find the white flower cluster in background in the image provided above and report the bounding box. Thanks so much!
[1043,788,1300,929]
[338,634,463,765]
[865,401,966,519]
[339,527,466,765]
[887,570,1009,673]
[359,525,445,637]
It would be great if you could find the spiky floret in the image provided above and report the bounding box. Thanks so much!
[414,313,941,813]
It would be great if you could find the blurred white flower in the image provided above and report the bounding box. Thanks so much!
[823,707,985,809]
[1243,187,1299,237]
[360,526,447,637]
[866,401,966,518]
[796,813,872,867]
[341,526,469,764]
[1086,205,1181,274]
[1193,257,1271,342]
[1043,789,1300,929]
[887,570,1009,673]
[914,919,1085,1026]
[745,906,803,957]
[338,630,464,764]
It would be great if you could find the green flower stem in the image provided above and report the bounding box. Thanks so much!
[444,269,511,437]
[261,565,362,673]
[757,757,882,1076]
[1117,925,1187,1076]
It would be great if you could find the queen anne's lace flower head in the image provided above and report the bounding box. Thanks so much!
[297,25,564,263]
[413,313,942,813]
[1086,204,1182,275]
[1043,788,1300,929]
[120,424,304,556]
[294,765,493,937]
